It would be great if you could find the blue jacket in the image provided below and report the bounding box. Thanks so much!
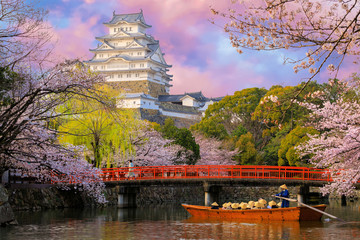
[276,189,290,208]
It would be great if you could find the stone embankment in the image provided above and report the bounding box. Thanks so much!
[1,182,357,226]
[0,185,16,226]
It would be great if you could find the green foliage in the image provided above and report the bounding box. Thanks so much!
[231,124,248,138]
[278,126,319,166]
[253,82,324,137]
[233,132,261,165]
[191,87,267,142]
[260,126,291,165]
[190,116,228,140]
[57,84,139,168]
[161,118,200,164]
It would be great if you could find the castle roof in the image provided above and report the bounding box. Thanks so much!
[104,10,151,28]
[122,93,158,100]
[158,92,209,103]
[159,102,200,114]
[84,54,171,68]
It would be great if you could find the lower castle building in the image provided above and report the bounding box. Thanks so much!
[84,11,221,127]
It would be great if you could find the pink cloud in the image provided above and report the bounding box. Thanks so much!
[46,0,314,97]
[49,14,100,61]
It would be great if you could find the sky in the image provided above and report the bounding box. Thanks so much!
[37,0,354,98]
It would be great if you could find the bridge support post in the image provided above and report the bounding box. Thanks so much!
[203,182,220,206]
[297,185,309,206]
[117,186,138,208]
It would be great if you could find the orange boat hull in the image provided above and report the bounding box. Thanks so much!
[181,204,326,221]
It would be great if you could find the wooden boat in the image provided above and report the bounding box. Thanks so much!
[181,204,327,221]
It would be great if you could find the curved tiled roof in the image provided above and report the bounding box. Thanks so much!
[159,102,200,114]
[104,10,151,28]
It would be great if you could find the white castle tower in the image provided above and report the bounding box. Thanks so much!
[85,11,222,126]
[85,10,172,101]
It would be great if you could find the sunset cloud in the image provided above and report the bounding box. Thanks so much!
[39,0,356,97]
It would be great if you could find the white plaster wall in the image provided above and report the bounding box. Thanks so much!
[118,98,141,108]
[198,101,214,112]
[140,99,159,110]
[182,98,194,107]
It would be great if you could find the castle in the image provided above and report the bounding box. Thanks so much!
[84,10,221,127]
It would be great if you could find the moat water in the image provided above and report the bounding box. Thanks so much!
[1,200,360,240]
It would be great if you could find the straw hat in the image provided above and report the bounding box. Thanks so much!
[280,184,287,189]
[259,199,267,205]
[277,202,282,207]
[224,202,232,208]
[231,203,239,209]
[240,203,247,210]
[254,202,262,208]
[269,200,277,207]
[211,202,219,207]
[248,201,255,208]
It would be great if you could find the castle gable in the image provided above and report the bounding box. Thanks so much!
[104,10,151,28]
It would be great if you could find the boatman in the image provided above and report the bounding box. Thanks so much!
[276,184,290,208]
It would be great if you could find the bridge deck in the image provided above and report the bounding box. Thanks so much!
[100,165,331,183]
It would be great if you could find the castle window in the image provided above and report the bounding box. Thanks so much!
[130,64,135,68]
[129,27,132,31]
[125,27,128,31]
[137,52,142,56]
[129,52,133,56]
[101,66,105,69]
[140,63,144,67]
[135,73,139,77]
[118,74,122,78]
[118,28,121,32]
[127,74,131,78]
[114,28,117,32]
[133,101,136,104]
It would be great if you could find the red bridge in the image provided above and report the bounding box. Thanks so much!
[100,165,331,182]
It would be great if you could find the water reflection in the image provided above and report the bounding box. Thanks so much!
[0,200,359,240]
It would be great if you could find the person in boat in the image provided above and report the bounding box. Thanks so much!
[211,202,219,209]
[276,184,290,208]
[268,200,278,209]
[222,202,232,210]
[231,203,240,210]
[248,201,255,209]
[240,203,248,210]
[254,202,262,209]
[259,199,267,209]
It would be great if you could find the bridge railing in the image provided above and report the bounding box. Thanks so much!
[100,165,331,182]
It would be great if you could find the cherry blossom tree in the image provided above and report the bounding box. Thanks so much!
[131,128,188,166]
[0,0,53,67]
[0,0,108,203]
[297,78,360,196]
[0,62,107,203]
[211,0,360,88]
[194,134,237,165]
